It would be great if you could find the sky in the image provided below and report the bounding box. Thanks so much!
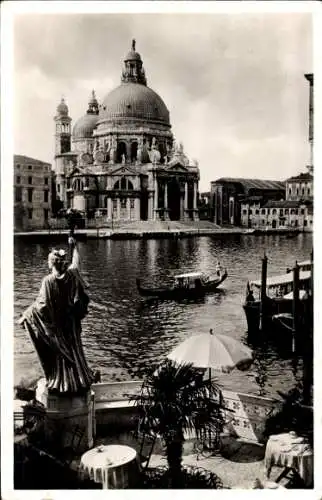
[13,11,312,191]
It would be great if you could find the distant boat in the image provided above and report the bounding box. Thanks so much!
[136,271,227,300]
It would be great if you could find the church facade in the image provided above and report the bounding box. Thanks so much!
[53,41,200,222]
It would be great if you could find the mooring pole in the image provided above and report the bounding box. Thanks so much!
[259,254,268,331]
[291,263,300,353]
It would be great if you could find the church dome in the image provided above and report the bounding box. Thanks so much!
[72,90,99,139]
[100,83,170,126]
[73,113,99,139]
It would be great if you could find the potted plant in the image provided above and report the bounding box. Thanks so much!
[131,359,225,489]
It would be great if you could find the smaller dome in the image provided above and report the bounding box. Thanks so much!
[125,50,141,62]
[124,39,141,62]
[57,98,68,116]
[73,113,99,139]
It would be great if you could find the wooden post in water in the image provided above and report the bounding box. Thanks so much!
[291,263,300,353]
[259,254,268,331]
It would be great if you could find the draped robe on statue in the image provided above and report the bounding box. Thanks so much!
[21,263,94,395]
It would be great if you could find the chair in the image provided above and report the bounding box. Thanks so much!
[57,424,85,466]
[138,431,158,469]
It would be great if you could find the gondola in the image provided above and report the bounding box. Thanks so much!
[136,271,227,300]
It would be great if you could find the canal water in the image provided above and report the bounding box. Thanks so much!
[14,233,312,398]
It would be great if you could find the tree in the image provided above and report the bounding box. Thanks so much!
[131,359,225,488]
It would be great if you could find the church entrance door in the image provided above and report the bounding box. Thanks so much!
[168,178,181,221]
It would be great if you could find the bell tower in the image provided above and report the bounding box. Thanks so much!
[54,97,72,207]
[54,97,72,155]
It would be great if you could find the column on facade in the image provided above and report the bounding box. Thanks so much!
[154,174,159,220]
[193,181,199,221]
[107,198,112,220]
[164,182,168,209]
[164,181,169,220]
[184,181,189,219]
[117,198,121,220]
[135,198,140,220]
[148,193,153,220]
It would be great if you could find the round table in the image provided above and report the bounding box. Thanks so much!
[264,433,313,487]
[79,444,139,489]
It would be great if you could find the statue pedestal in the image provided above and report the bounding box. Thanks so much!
[36,378,94,453]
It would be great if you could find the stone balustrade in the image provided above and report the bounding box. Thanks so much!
[91,380,278,443]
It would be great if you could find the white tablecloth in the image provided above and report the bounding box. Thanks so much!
[79,444,139,489]
[264,433,313,487]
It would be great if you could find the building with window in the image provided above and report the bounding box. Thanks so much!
[286,172,313,201]
[210,178,285,226]
[240,199,313,231]
[14,155,52,230]
[53,40,200,222]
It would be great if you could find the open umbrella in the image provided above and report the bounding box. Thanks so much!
[166,329,253,454]
[167,329,253,379]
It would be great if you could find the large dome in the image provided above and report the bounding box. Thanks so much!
[99,83,170,126]
[73,113,99,139]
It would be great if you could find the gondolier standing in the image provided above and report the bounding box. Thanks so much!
[216,261,223,278]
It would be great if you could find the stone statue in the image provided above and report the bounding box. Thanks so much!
[18,237,94,395]
[121,153,126,164]
[137,147,142,164]
[94,140,100,152]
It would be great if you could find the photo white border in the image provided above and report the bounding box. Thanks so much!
[1,1,321,499]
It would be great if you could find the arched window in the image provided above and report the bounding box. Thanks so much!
[272,209,277,215]
[85,177,89,188]
[121,177,127,190]
[116,142,127,163]
[114,180,120,190]
[128,180,133,190]
[104,196,108,208]
[131,142,138,162]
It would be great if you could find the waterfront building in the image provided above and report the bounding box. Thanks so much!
[210,178,285,226]
[14,155,52,231]
[53,40,200,222]
[240,199,313,231]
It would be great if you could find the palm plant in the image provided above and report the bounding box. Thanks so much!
[131,359,226,488]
